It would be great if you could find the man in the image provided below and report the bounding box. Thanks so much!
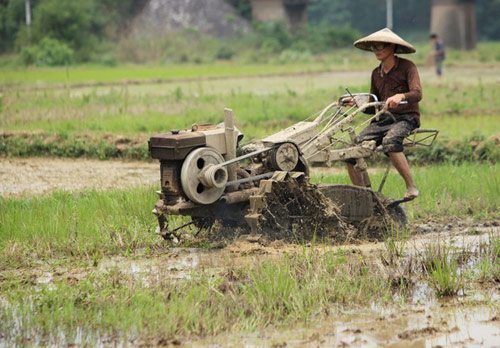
[343,28,422,200]
[430,33,445,77]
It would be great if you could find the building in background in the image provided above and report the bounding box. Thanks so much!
[431,0,476,50]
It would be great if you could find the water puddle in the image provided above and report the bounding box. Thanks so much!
[187,304,499,348]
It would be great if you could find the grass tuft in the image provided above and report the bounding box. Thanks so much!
[422,243,465,297]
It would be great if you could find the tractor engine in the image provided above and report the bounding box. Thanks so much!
[149,123,239,205]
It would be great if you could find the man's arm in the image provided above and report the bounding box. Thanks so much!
[403,63,422,103]
[386,62,422,110]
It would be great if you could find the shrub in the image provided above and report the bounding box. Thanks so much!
[20,37,73,66]
[26,0,104,62]
[216,45,236,60]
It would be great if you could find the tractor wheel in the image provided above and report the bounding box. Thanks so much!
[387,204,408,229]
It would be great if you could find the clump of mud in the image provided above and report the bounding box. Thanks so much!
[250,175,354,243]
[195,176,400,246]
[356,193,402,242]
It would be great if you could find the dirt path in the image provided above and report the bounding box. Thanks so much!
[0,157,368,197]
[0,157,158,197]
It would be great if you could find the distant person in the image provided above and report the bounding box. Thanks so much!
[342,28,422,200]
[430,33,445,77]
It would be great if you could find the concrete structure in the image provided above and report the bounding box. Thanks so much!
[431,0,476,50]
[249,0,309,28]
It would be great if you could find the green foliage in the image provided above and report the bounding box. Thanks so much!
[20,37,73,66]
[215,45,237,60]
[476,235,500,281]
[246,21,359,56]
[0,0,38,52]
[408,135,500,164]
[25,0,104,61]
[116,28,220,64]
[2,0,500,63]
[476,0,500,40]
[225,0,252,20]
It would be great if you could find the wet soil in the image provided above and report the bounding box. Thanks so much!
[5,219,497,284]
[3,220,499,347]
[1,219,499,347]
[1,157,499,347]
[0,157,158,197]
[188,303,500,348]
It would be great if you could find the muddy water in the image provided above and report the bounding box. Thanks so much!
[17,222,498,287]
[2,223,499,347]
[188,304,499,347]
[96,226,500,348]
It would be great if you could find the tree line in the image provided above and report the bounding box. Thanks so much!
[1,0,499,65]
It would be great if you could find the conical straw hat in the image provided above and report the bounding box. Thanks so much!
[353,28,416,54]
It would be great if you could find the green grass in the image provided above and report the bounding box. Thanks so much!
[476,235,500,282]
[0,63,334,86]
[1,233,498,346]
[0,163,498,270]
[1,56,500,163]
[1,72,499,162]
[0,186,162,268]
[1,42,499,86]
[422,243,465,297]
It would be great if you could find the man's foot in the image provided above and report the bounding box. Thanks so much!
[403,186,419,200]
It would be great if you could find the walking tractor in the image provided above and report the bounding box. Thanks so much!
[149,94,438,242]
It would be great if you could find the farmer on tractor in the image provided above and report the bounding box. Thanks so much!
[342,28,422,200]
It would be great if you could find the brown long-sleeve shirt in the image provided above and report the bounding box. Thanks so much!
[369,57,423,126]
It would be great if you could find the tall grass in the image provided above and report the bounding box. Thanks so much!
[421,243,465,297]
[476,235,500,282]
[0,186,162,268]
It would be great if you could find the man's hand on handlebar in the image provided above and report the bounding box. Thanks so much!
[385,93,405,109]
[341,97,355,107]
